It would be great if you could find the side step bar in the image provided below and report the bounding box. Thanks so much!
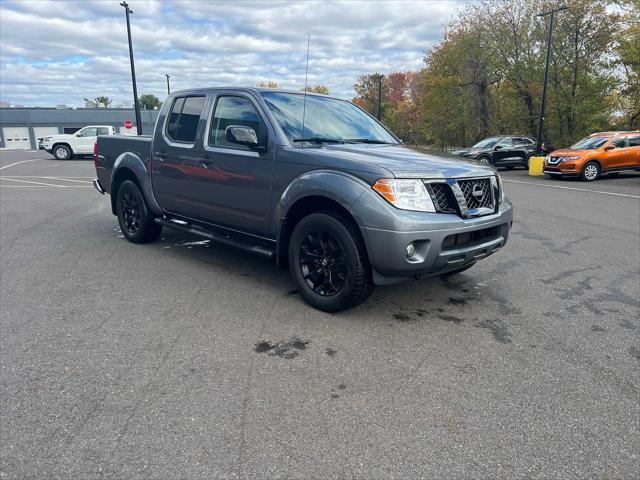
[155,217,276,259]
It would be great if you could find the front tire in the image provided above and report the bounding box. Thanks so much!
[53,144,72,160]
[116,180,162,243]
[288,212,373,312]
[581,161,600,182]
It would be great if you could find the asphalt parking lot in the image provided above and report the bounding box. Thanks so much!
[1,149,639,479]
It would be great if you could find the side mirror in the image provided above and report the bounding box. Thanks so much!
[76,133,82,137]
[494,145,503,150]
[604,145,615,151]
[225,125,264,150]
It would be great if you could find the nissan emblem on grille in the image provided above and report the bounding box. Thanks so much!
[471,183,485,202]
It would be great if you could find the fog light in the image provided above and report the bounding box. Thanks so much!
[405,243,416,259]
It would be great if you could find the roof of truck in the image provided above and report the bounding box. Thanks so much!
[169,87,336,99]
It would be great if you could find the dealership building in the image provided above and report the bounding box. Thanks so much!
[0,108,159,150]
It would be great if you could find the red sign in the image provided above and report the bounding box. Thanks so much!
[124,119,133,129]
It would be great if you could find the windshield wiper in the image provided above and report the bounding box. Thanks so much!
[292,137,344,144]
[344,138,392,144]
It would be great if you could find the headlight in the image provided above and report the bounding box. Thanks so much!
[496,173,505,204]
[44,136,52,141]
[560,156,580,162]
[372,179,436,212]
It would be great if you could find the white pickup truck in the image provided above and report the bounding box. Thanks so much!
[41,125,116,160]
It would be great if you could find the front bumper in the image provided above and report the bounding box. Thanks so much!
[357,198,513,284]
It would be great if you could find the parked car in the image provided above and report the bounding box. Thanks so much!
[93,88,512,312]
[544,131,640,181]
[452,136,540,169]
[42,125,116,160]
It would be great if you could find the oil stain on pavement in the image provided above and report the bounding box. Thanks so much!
[254,337,310,359]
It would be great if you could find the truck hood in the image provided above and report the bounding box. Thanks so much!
[320,143,496,179]
[44,134,74,141]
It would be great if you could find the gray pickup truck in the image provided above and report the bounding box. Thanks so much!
[93,87,512,311]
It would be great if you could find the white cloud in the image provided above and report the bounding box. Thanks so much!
[0,0,468,106]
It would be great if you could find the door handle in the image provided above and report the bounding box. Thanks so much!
[201,159,214,168]
[155,152,168,161]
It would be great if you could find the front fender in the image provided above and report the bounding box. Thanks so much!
[111,152,163,216]
[273,170,371,237]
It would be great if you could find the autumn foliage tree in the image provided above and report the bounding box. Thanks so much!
[354,0,630,149]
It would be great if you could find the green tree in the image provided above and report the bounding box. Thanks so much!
[138,94,162,110]
[614,0,640,128]
[301,84,329,95]
[94,96,112,108]
[256,81,280,88]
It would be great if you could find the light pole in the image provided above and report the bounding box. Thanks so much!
[165,74,171,95]
[535,5,568,155]
[120,1,142,135]
[377,74,383,120]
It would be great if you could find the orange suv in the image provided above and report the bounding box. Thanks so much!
[544,131,640,181]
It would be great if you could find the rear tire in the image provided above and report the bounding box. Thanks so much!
[581,161,600,182]
[53,144,72,160]
[116,180,162,243]
[288,212,373,312]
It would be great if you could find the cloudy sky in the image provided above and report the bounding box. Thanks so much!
[0,0,468,107]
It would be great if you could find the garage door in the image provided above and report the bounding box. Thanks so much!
[33,127,60,145]
[2,127,31,150]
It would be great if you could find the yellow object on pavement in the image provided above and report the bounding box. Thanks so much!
[528,156,545,176]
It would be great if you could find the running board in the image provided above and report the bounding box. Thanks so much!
[155,217,276,259]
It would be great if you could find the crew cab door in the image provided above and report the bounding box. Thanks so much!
[627,135,640,167]
[151,95,207,216]
[74,127,99,153]
[189,93,274,235]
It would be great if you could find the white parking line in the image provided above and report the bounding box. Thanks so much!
[502,178,640,199]
[2,176,93,184]
[0,177,66,187]
[0,159,44,170]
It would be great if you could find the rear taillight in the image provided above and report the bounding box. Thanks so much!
[93,142,98,166]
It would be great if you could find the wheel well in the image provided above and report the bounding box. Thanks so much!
[110,168,140,215]
[52,142,71,152]
[584,158,601,169]
[277,196,365,268]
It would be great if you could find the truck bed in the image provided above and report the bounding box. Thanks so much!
[95,135,152,194]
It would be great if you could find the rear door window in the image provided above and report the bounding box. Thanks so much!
[97,127,109,136]
[165,96,205,143]
[627,136,640,147]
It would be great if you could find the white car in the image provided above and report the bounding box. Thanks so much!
[41,126,116,160]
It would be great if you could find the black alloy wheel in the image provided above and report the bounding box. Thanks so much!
[121,189,142,235]
[116,180,162,243]
[299,231,346,296]
[288,212,372,312]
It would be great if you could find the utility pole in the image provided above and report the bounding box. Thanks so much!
[377,75,383,120]
[535,5,568,155]
[120,1,142,135]
[165,74,171,95]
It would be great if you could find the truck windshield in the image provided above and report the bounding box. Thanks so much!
[571,136,608,150]
[261,91,398,145]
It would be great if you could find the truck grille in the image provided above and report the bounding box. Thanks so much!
[426,183,455,213]
[457,178,492,210]
[424,177,497,218]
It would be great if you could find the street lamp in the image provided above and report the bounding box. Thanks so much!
[165,74,171,95]
[120,1,143,135]
[535,5,568,155]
